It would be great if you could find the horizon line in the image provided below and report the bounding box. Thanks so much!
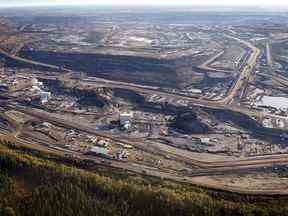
[1,3,288,8]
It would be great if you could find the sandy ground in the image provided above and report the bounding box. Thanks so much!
[192,173,288,191]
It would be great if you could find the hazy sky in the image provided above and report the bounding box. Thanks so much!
[1,0,288,7]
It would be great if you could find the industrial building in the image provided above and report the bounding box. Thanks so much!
[119,112,133,130]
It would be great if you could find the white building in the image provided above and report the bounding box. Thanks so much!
[40,91,51,104]
[200,138,211,144]
[90,146,109,155]
[32,78,43,87]
[187,88,202,94]
[119,112,133,130]
[30,85,41,93]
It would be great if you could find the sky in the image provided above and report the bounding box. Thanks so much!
[1,0,288,7]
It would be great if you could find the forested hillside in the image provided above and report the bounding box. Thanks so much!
[0,141,287,216]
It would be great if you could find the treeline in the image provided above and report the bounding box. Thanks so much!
[0,142,288,216]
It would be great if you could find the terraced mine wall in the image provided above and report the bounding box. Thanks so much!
[18,50,228,88]
[19,50,178,88]
[0,53,58,72]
